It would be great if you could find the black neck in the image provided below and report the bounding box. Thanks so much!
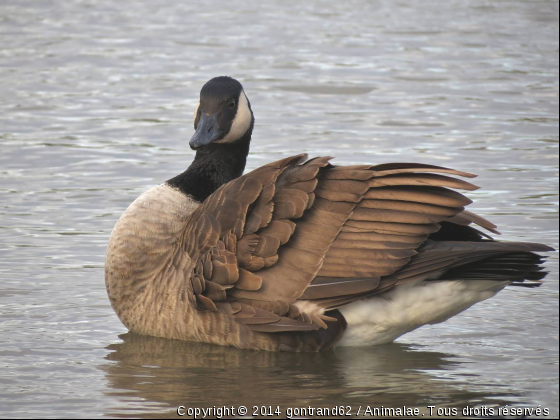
[167,129,252,202]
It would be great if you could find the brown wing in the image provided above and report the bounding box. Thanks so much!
[183,155,494,333]
[183,154,336,332]
[301,163,489,309]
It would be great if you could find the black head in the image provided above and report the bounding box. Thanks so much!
[190,76,254,150]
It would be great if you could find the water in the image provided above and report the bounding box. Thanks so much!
[0,0,558,418]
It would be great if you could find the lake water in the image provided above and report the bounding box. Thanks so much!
[0,0,558,418]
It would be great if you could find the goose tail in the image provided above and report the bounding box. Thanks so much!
[435,243,554,288]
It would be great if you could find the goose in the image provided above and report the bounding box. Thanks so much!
[105,76,554,352]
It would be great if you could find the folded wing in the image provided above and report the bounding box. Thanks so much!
[182,155,517,335]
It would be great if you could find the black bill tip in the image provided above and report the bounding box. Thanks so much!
[189,113,223,150]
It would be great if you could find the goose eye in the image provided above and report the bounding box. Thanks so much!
[228,100,236,109]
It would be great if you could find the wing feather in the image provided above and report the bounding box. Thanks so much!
[182,156,544,340]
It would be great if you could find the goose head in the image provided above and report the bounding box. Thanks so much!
[189,76,254,150]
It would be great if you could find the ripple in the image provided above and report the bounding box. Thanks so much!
[0,0,558,418]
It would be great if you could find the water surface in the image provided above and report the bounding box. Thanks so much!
[0,0,558,418]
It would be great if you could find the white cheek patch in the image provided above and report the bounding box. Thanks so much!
[217,91,252,143]
[193,102,200,126]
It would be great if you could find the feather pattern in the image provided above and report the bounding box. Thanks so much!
[106,155,554,352]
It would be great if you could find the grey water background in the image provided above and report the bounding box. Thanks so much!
[0,0,558,418]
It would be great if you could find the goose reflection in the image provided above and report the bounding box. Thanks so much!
[101,333,519,418]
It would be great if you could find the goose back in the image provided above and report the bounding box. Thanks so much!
[105,153,553,351]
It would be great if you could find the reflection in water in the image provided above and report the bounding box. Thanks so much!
[102,333,520,418]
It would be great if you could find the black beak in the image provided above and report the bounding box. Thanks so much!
[189,113,223,150]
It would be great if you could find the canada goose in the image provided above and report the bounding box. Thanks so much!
[105,76,554,352]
